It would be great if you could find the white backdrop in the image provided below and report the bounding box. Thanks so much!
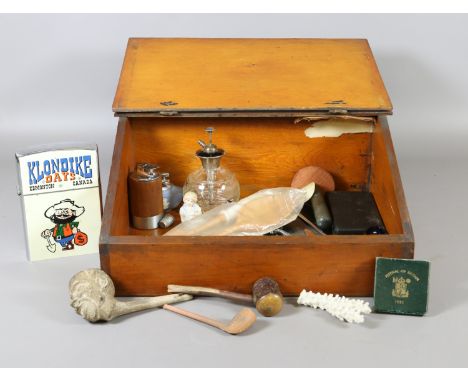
[0,14,467,367]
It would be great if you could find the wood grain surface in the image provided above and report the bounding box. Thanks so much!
[101,38,411,297]
[370,117,413,237]
[129,117,372,200]
[100,116,413,297]
[113,38,392,114]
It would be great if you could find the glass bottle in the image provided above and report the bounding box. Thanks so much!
[184,127,240,212]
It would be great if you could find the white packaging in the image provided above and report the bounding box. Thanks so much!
[165,185,314,236]
[16,143,102,261]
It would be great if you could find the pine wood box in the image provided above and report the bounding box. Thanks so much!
[100,38,414,297]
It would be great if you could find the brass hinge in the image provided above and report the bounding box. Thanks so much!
[159,110,179,116]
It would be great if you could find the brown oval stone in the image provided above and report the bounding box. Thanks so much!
[255,293,284,317]
[291,166,335,192]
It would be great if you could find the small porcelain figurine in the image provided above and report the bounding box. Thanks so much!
[179,191,203,222]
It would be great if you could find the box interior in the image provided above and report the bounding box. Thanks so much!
[109,116,403,237]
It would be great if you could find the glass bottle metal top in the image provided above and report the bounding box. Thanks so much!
[184,127,240,212]
[196,127,225,172]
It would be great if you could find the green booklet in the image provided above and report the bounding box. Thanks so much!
[374,258,430,316]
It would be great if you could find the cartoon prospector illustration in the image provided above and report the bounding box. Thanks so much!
[41,199,88,252]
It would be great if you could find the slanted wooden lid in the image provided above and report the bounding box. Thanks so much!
[113,38,392,116]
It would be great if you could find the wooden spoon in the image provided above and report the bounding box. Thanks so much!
[163,304,256,335]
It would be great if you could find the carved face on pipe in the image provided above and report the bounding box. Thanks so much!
[69,269,116,322]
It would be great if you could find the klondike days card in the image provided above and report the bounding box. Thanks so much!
[16,143,102,261]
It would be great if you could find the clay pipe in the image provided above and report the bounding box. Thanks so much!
[168,277,284,317]
[163,304,256,335]
[69,269,193,322]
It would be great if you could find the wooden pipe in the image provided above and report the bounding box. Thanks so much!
[163,304,256,335]
[168,277,284,317]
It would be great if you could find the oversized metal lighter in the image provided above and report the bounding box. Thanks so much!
[16,143,102,261]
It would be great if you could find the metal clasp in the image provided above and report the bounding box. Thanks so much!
[159,111,179,116]
[328,109,348,115]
